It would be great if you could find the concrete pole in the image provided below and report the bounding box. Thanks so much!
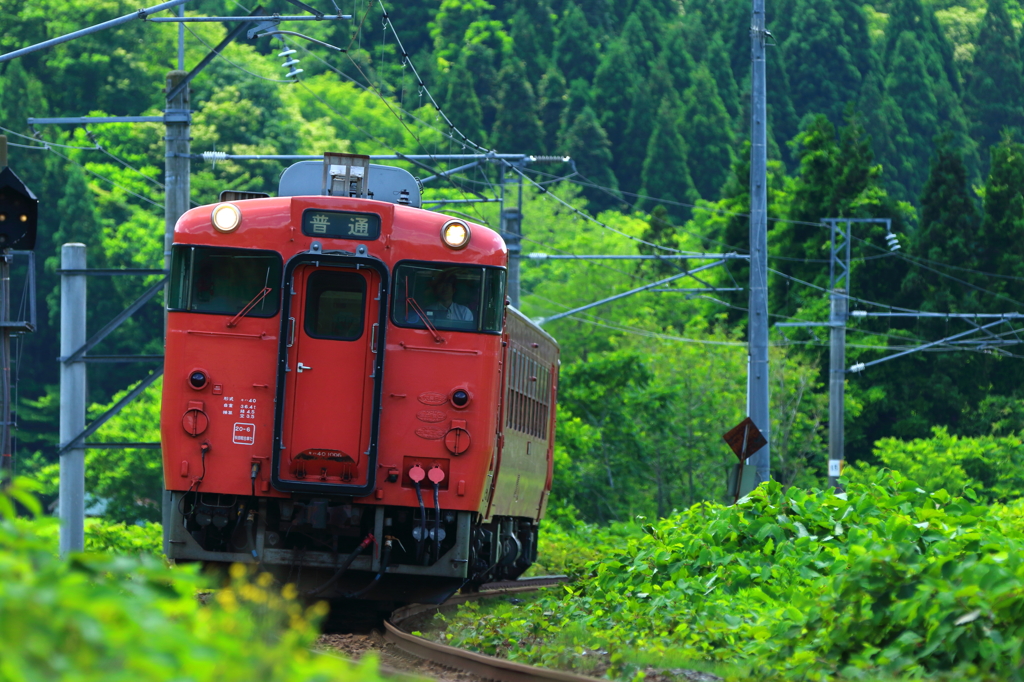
[745,0,771,490]
[0,249,11,475]
[60,244,87,556]
[828,289,847,488]
[0,136,9,475]
[164,70,190,301]
[499,165,522,308]
[163,71,189,550]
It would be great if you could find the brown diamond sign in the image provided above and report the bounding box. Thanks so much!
[723,417,767,462]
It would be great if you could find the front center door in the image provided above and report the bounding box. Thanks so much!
[278,264,381,491]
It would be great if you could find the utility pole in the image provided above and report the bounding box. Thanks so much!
[0,136,9,476]
[745,0,771,492]
[59,244,87,556]
[500,166,523,308]
[0,243,10,477]
[164,69,190,293]
[828,289,846,488]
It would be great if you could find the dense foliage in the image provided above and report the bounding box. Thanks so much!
[442,473,1024,680]
[6,0,1024,522]
[0,477,382,681]
[847,426,1024,503]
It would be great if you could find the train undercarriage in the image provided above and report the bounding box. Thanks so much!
[164,490,538,605]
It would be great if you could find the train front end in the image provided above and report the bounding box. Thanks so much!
[160,156,547,605]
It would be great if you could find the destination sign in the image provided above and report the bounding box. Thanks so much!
[301,209,381,240]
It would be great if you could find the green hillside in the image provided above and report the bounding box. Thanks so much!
[5,0,1024,521]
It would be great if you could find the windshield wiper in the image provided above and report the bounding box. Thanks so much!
[227,287,272,328]
[406,295,444,343]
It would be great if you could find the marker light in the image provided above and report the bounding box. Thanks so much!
[211,203,242,232]
[441,219,471,249]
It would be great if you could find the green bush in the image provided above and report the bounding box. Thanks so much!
[848,426,1024,502]
[13,516,163,555]
[0,477,382,682]
[529,505,642,579]
[442,472,1024,680]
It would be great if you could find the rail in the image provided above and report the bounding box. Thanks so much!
[382,575,602,682]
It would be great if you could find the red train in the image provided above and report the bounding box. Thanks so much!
[161,154,559,604]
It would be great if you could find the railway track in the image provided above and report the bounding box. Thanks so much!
[382,575,602,682]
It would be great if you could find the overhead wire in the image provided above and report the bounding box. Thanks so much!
[43,144,165,210]
[848,231,1024,309]
[507,164,713,255]
[0,125,99,150]
[183,23,295,83]
[326,1,494,225]
[376,0,488,154]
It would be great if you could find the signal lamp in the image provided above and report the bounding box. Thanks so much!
[441,219,471,249]
[211,203,242,233]
[0,166,38,250]
[451,389,470,407]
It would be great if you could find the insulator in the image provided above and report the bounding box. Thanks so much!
[282,58,300,68]
[202,151,228,162]
[287,68,304,78]
[278,48,297,57]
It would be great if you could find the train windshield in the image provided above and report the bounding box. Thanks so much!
[168,245,283,317]
[392,263,505,333]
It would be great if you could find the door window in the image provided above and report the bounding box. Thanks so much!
[303,270,367,341]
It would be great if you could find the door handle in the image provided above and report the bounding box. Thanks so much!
[297,362,312,373]
[370,323,379,353]
[287,317,296,347]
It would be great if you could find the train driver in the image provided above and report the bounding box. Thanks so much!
[426,271,474,321]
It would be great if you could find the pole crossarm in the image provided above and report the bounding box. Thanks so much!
[60,277,166,364]
[527,253,748,261]
[422,199,501,206]
[652,287,744,293]
[774,321,834,327]
[146,14,350,22]
[58,367,164,456]
[848,318,1014,373]
[57,268,168,276]
[192,152,569,162]
[537,259,728,326]
[822,217,892,292]
[29,116,169,125]
[86,442,161,449]
[851,311,1024,319]
[0,0,190,63]
[420,160,481,185]
[165,6,268,102]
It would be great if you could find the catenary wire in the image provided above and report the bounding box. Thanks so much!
[43,144,165,210]
[184,23,295,83]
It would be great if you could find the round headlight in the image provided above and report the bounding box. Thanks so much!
[211,203,242,233]
[441,220,471,249]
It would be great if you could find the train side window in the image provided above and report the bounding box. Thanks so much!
[169,245,282,317]
[304,271,366,341]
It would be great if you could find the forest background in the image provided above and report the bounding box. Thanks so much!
[5,0,1024,524]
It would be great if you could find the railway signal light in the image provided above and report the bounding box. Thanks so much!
[0,165,38,251]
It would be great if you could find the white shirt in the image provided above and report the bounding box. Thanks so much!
[426,301,474,321]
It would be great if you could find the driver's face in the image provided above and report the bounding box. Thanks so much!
[437,280,454,304]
